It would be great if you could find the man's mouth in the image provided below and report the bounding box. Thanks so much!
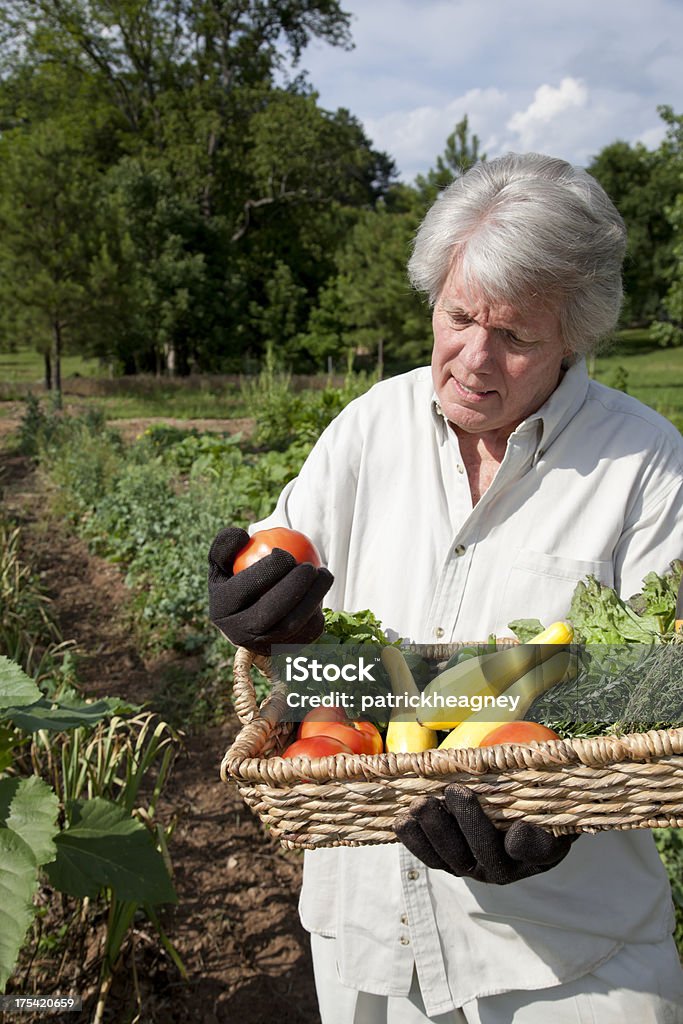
[452,376,495,399]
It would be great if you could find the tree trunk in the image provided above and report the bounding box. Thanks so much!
[44,351,52,391]
[52,321,63,409]
[377,338,384,381]
[164,342,176,376]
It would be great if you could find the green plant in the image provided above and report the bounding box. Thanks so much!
[240,345,376,450]
[0,657,182,1017]
[649,321,683,349]
[0,521,69,681]
[653,829,683,953]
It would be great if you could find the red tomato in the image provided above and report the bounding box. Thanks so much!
[299,719,379,756]
[233,528,321,574]
[480,722,561,747]
[296,705,348,740]
[282,735,353,759]
[351,719,384,755]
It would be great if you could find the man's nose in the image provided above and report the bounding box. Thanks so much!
[461,324,495,370]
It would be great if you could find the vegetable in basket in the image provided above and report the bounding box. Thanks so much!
[417,620,573,729]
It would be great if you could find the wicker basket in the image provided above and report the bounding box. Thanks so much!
[220,645,683,850]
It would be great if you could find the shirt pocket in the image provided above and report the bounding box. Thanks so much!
[298,848,339,937]
[497,549,614,633]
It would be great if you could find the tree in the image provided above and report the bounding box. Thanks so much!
[88,157,209,374]
[0,118,101,402]
[0,1,401,373]
[648,107,683,347]
[588,107,682,328]
[300,206,431,371]
[414,115,485,208]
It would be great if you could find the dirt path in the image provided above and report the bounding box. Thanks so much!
[0,445,320,1024]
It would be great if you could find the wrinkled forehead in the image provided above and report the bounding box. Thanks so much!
[437,250,562,323]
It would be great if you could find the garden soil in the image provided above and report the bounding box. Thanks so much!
[0,429,322,1024]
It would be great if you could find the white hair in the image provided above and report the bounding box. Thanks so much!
[407,152,627,356]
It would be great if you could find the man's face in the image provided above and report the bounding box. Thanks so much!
[431,266,571,440]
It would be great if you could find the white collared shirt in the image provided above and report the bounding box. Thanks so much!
[251,360,683,1013]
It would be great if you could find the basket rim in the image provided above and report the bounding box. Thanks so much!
[222,723,683,787]
[224,644,683,787]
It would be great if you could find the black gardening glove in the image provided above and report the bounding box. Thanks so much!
[394,784,578,885]
[208,527,334,656]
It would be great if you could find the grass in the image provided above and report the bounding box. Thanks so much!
[0,348,100,382]
[69,391,249,420]
[591,330,683,426]
[1,333,682,428]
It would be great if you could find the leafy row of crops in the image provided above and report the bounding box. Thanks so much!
[0,515,182,1018]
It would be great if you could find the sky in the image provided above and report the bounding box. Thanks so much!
[297,0,683,183]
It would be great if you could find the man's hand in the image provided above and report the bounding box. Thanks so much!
[208,527,334,655]
[394,784,577,885]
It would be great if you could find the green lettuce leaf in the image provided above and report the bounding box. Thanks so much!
[568,576,663,644]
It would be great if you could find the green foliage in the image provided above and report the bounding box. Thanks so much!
[241,345,377,449]
[319,609,395,646]
[0,775,59,990]
[0,655,42,711]
[0,527,182,1003]
[30,401,313,649]
[46,797,175,904]
[589,107,683,330]
[0,658,180,1000]
[567,574,671,644]
[649,320,683,348]
[301,206,431,369]
[653,828,683,950]
[650,110,683,348]
[0,519,67,680]
[0,0,398,378]
[90,157,209,374]
[629,561,683,634]
[414,115,485,206]
[0,106,116,402]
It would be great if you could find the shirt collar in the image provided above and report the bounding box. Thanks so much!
[430,358,590,456]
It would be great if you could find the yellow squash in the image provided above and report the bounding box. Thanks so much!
[417,622,573,730]
[438,649,574,749]
[380,646,438,753]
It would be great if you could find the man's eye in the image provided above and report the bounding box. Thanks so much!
[504,330,531,346]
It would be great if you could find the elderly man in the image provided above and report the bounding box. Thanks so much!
[209,153,683,1022]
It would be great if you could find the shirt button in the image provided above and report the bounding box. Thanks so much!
[434,627,444,638]
[407,869,420,881]
[454,544,466,556]
[400,935,410,945]
[400,913,409,925]
[456,463,465,474]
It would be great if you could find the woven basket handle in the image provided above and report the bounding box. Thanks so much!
[231,646,276,725]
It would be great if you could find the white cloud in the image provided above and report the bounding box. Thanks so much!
[297,0,683,180]
[365,88,507,180]
[506,79,589,148]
